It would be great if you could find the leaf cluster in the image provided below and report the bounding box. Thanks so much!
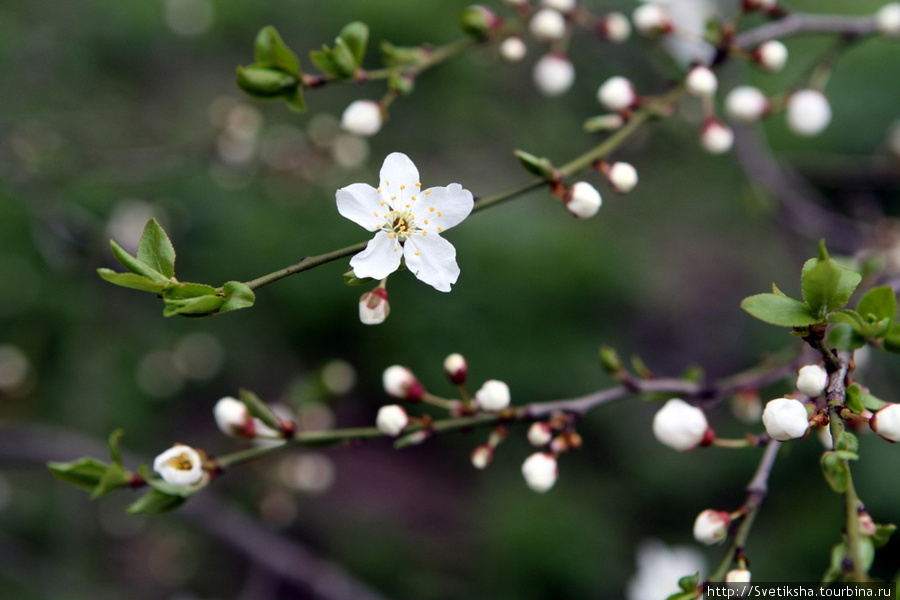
[236,26,306,112]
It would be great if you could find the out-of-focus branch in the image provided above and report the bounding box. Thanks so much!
[733,13,877,50]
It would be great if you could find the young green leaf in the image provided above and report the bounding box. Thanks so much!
[254,26,300,77]
[97,269,168,294]
[514,150,555,180]
[801,252,861,319]
[826,322,866,351]
[239,388,283,431]
[338,21,369,66]
[47,458,109,492]
[740,293,818,327]
[90,463,130,499]
[127,488,188,515]
[220,281,256,313]
[162,294,225,317]
[820,449,858,493]
[856,285,897,337]
[164,282,219,299]
[137,219,176,279]
[109,240,170,284]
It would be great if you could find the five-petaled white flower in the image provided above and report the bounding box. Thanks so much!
[336,152,474,292]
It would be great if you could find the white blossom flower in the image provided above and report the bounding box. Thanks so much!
[603,12,632,43]
[870,403,900,442]
[214,396,252,437]
[474,379,511,411]
[153,444,204,486]
[530,8,567,42]
[443,352,468,385]
[597,76,638,111]
[632,3,671,36]
[726,568,752,582]
[499,36,527,62]
[521,452,558,492]
[701,120,734,154]
[796,364,828,398]
[382,365,424,400]
[527,421,554,446]
[566,181,602,218]
[786,90,831,137]
[685,65,717,97]
[471,444,494,469]
[755,40,788,72]
[626,539,705,600]
[876,3,900,37]
[762,397,810,441]
[340,100,384,137]
[359,287,390,325]
[533,53,575,96]
[607,162,639,193]
[725,86,769,123]
[336,152,474,292]
[652,398,710,451]
[376,404,409,436]
[693,509,731,545]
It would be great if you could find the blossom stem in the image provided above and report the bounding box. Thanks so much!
[242,241,367,291]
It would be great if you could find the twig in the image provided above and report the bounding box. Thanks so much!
[733,13,877,49]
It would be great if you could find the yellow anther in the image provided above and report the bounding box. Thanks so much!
[385,180,390,186]
[388,232,395,238]
[424,219,429,225]
[415,182,421,187]
[424,190,431,195]
[438,211,443,217]
[373,211,379,217]
[422,231,428,236]
[166,452,194,471]
[415,250,421,256]
[411,196,417,201]
[391,196,397,200]
[438,227,444,232]
[400,185,406,190]
[380,201,386,206]
[429,206,435,212]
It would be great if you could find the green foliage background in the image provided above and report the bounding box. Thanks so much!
[1,0,899,598]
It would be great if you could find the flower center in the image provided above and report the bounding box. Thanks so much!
[385,210,418,242]
[165,452,195,471]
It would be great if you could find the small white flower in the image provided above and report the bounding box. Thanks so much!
[603,12,632,43]
[762,397,810,441]
[527,421,554,446]
[533,53,575,96]
[626,539,705,600]
[652,398,710,451]
[376,404,409,436]
[153,444,204,486]
[566,181,602,218]
[530,8,567,42]
[876,3,900,37]
[786,89,832,137]
[471,444,494,469]
[725,568,752,582]
[693,509,731,545]
[701,120,734,154]
[336,152,474,292]
[340,100,384,137]
[607,162,639,193]
[870,403,900,442]
[359,287,389,325]
[755,40,788,72]
[474,379,511,411]
[499,36,527,62]
[443,352,468,385]
[382,365,424,400]
[541,0,576,13]
[214,396,251,437]
[725,86,769,123]
[521,452,558,492]
[632,3,671,36]
[796,364,828,398]
[685,65,718,97]
[597,76,638,111]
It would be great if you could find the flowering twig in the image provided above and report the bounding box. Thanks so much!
[733,13,877,50]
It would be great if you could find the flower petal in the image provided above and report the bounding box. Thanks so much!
[404,234,460,292]
[337,183,384,232]
[379,152,420,188]
[350,231,403,280]
[418,183,474,232]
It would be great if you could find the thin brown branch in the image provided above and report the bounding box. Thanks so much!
[734,13,877,50]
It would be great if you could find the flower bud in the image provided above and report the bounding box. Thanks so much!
[796,364,828,398]
[632,3,671,36]
[566,181,602,218]
[340,100,384,137]
[521,452,558,492]
[376,404,409,436]
[584,113,625,132]
[762,397,810,441]
[725,568,752,582]
[533,53,575,96]
[685,65,718,97]
[701,119,734,154]
[541,0,576,13]
[597,76,638,111]
[153,444,204,486]
[499,36,527,62]
[786,89,831,137]
[471,444,494,469]
[443,353,469,385]
[725,85,770,123]
[474,379,511,411]
[754,40,788,72]
[607,161,638,193]
[527,421,554,446]
[870,403,900,442]
[601,12,632,44]
[382,365,424,401]
[693,509,731,545]
[652,398,710,451]
[530,8,567,42]
[876,3,900,37]
[359,287,389,325]
[214,396,253,437]
[458,5,501,38]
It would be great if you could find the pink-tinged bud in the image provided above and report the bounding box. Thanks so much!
[870,403,900,442]
[499,36,527,62]
[693,509,731,545]
[607,161,638,193]
[530,8,567,42]
[533,53,575,96]
[521,452,558,492]
[762,397,810,441]
[474,379,511,411]
[359,287,389,325]
[382,365,424,401]
[876,3,900,37]
[375,404,409,436]
[725,568,752,582]
[725,86,770,123]
[566,181,602,218]
[652,398,710,451]
[214,396,254,437]
[153,444,205,487]
[527,422,554,446]
[597,76,638,111]
[701,119,734,154]
[471,444,494,469]
[632,3,671,36]
[443,353,468,385]
[601,12,632,43]
[786,90,831,137]
[858,511,877,536]
[754,40,788,72]
[685,65,718,97]
[796,364,828,398]
[340,100,384,137]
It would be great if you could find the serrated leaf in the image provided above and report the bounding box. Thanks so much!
[47,458,108,491]
[828,310,866,328]
[220,281,255,313]
[127,488,188,514]
[338,21,368,65]
[162,294,224,317]
[137,219,176,279]
[827,323,866,351]
[801,255,861,319]
[740,293,818,327]
[856,285,896,337]
[254,26,300,77]
[97,269,168,293]
[109,240,170,284]
[239,388,282,431]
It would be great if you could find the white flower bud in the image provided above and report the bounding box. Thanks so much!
[359,287,389,325]
[214,396,252,437]
[382,365,424,401]
[530,8,567,42]
[870,403,900,442]
[607,162,638,193]
[533,53,575,96]
[786,89,831,137]
[685,65,718,97]
[693,509,731,545]
[443,352,468,385]
[762,397,810,441]
[796,364,828,398]
[602,12,632,44]
[521,452,558,492]
[632,3,671,36]
[566,181,602,218]
[527,422,554,446]
[597,76,638,111]
[725,568,752,582]
[499,36,527,62]
[340,100,384,137]
[701,120,734,154]
[652,398,710,451]
[474,379,511,411]
[376,404,409,436]
[153,444,204,486]
[755,40,788,72]
[725,86,770,123]
[471,444,494,469]
[876,3,900,37]
[541,0,576,12]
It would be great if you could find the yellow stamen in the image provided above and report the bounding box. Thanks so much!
[165,452,194,471]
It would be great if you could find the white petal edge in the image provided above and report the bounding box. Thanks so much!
[350,231,403,280]
[379,152,420,188]
[403,234,459,292]
[337,183,384,232]
[418,184,474,233]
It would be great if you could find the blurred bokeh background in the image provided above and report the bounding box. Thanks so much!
[2,0,900,598]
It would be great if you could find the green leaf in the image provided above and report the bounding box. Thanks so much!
[828,309,866,328]
[331,38,359,77]
[677,572,700,592]
[254,26,300,77]
[90,463,130,499]
[137,219,176,279]
[283,87,307,113]
[856,285,897,337]
[343,268,377,286]
[220,281,255,313]
[883,322,900,353]
[820,450,857,493]
[109,240,170,284]
[827,323,866,351]
[47,458,109,492]
[162,294,224,317]
[338,21,368,66]
[164,282,219,299]
[239,388,283,431]
[97,269,168,294]
[127,488,188,515]
[873,523,896,548]
[514,150,555,180]
[844,383,865,414]
[236,66,298,98]
[801,250,861,319]
[740,293,818,327]
[847,383,888,412]
[309,48,341,77]
[108,429,125,466]
[380,41,424,68]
